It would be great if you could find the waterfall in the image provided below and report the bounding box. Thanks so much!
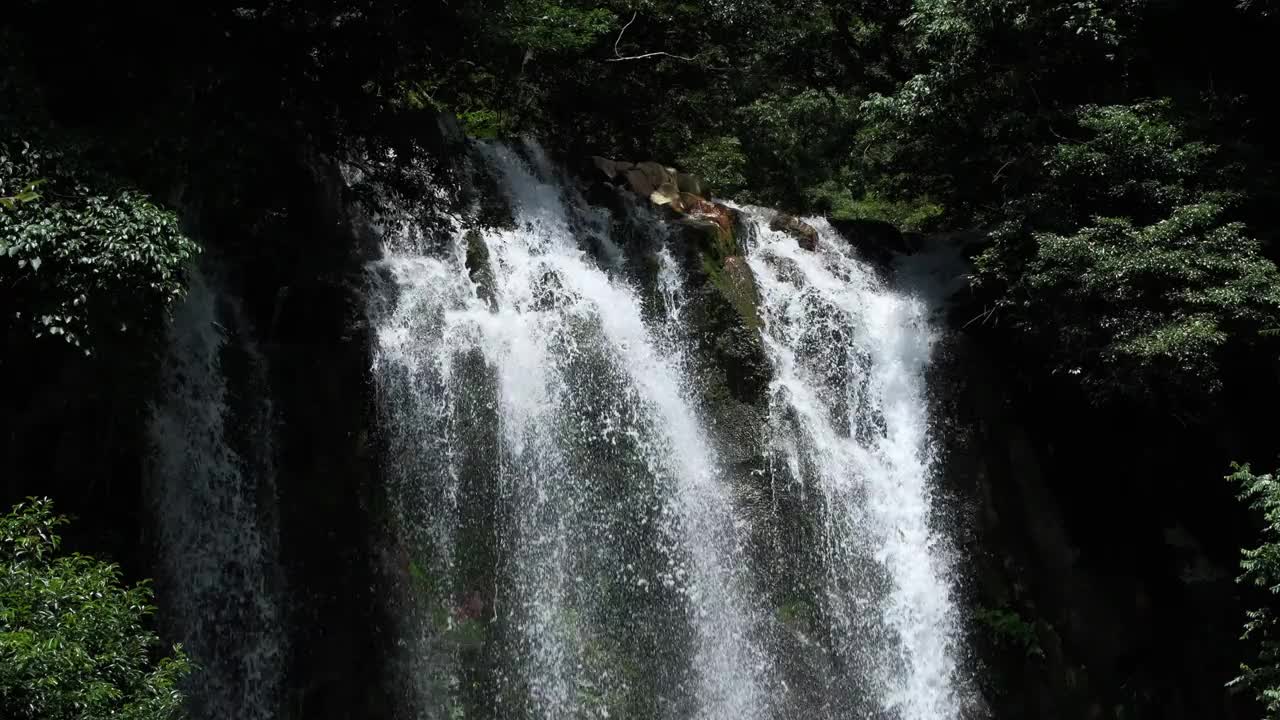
[147,271,286,720]
[742,209,965,718]
[372,141,773,719]
[369,140,969,719]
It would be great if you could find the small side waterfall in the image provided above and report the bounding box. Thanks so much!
[743,210,965,718]
[147,271,286,720]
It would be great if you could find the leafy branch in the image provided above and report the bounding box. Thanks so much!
[0,178,44,210]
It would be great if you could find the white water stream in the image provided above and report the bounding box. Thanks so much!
[373,142,773,719]
[743,209,963,718]
[371,142,968,719]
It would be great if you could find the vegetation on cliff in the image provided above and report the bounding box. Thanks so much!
[0,499,190,720]
[1,135,198,352]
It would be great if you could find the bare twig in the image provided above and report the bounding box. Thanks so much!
[992,159,1015,183]
[963,305,998,329]
[608,11,700,63]
[614,11,638,58]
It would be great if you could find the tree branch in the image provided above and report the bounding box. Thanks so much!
[607,11,699,63]
[614,11,637,58]
[607,51,700,62]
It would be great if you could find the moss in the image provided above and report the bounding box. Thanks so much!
[688,216,761,331]
[777,598,818,634]
[448,617,487,651]
[974,604,1045,659]
[703,254,761,330]
[457,109,505,139]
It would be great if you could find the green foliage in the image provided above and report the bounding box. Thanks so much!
[0,499,191,720]
[974,605,1044,659]
[458,109,509,140]
[0,178,44,210]
[506,1,616,52]
[0,135,199,351]
[677,136,748,197]
[1228,464,1280,715]
[973,102,1280,400]
[736,89,861,203]
[807,182,945,231]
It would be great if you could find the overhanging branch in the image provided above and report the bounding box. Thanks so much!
[607,11,700,63]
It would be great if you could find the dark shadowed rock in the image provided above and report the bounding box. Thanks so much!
[828,218,908,269]
[464,229,496,309]
[590,155,620,180]
[721,256,761,329]
[636,161,674,189]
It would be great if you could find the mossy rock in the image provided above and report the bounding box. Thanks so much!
[704,255,761,331]
[464,229,496,307]
[777,598,819,635]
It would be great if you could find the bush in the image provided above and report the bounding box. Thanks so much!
[0,135,199,352]
[1228,464,1280,715]
[0,498,191,720]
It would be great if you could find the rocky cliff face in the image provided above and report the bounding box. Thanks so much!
[934,311,1258,719]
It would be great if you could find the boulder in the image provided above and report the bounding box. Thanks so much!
[624,167,657,197]
[677,172,708,197]
[636,161,675,192]
[650,181,684,211]
[591,155,619,180]
[589,156,636,182]
[769,213,820,251]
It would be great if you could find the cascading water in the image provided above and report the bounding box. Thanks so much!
[370,139,970,719]
[372,141,773,719]
[147,271,286,720]
[742,209,966,718]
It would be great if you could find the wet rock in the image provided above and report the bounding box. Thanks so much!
[720,256,762,330]
[583,155,714,221]
[677,195,735,246]
[533,270,571,311]
[637,161,675,189]
[464,229,496,309]
[769,213,820,251]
